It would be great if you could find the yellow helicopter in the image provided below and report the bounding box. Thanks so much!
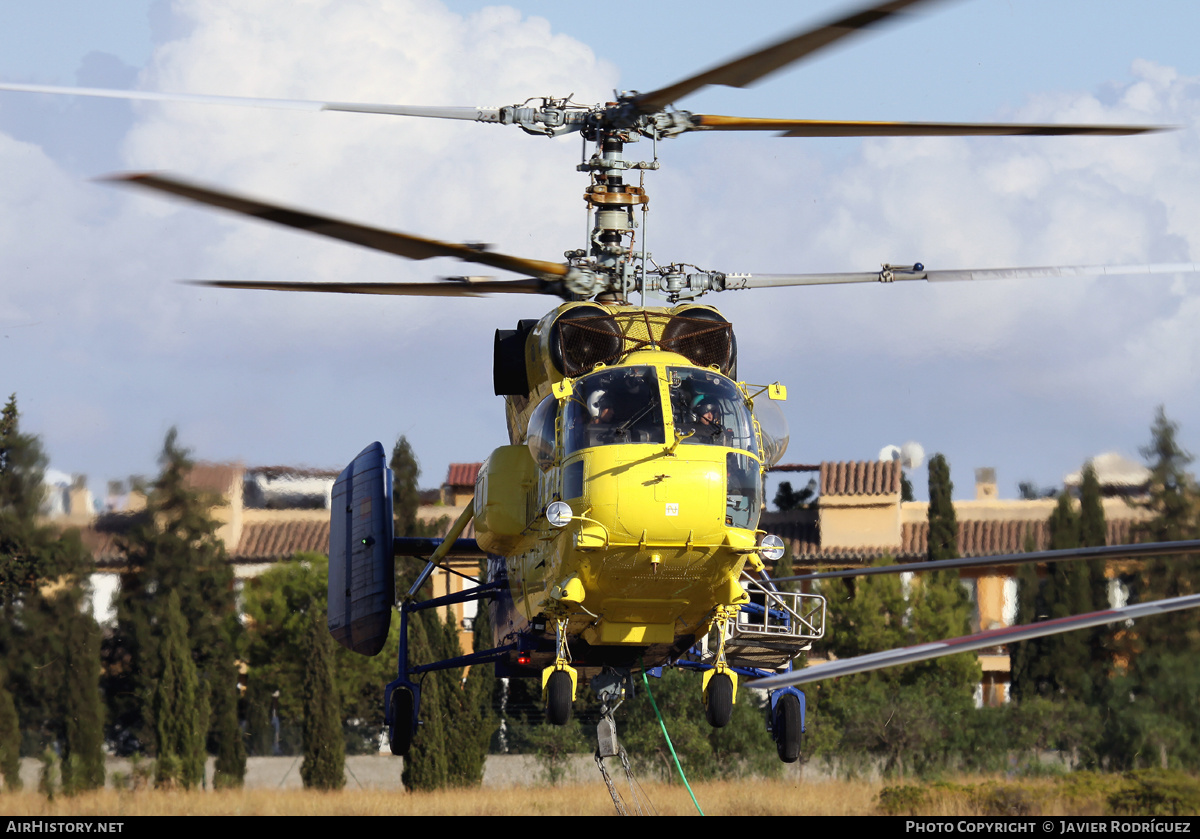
[7,0,1200,766]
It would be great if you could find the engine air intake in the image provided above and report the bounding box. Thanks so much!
[554,309,737,376]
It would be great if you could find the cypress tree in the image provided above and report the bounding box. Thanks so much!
[1128,408,1200,662]
[1013,479,1109,705]
[1079,462,1107,549]
[390,436,422,537]
[1078,462,1112,699]
[0,668,21,791]
[210,619,246,788]
[400,605,449,790]
[444,607,494,787]
[927,454,958,561]
[153,591,207,789]
[301,609,345,790]
[1043,493,1094,699]
[1106,407,1200,768]
[811,556,978,778]
[0,395,96,767]
[60,604,105,794]
[109,429,238,758]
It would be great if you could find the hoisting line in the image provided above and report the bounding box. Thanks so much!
[640,667,705,816]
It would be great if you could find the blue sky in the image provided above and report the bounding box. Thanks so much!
[2,0,1199,503]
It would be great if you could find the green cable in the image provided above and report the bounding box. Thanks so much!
[640,665,705,816]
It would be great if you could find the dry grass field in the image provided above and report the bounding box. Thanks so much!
[1,779,883,817]
[0,776,1137,816]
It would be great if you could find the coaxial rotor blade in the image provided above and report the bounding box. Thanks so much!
[771,539,1200,585]
[0,81,501,123]
[632,0,937,114]
[752,593,1200,689]
[720,262,1200,290]
[105,173,568,280]
[692,114,1168,137]
[184,277,559,298]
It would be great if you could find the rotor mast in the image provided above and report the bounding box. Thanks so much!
[573,113,655,304]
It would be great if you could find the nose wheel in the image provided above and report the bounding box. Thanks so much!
[545,669,574,725]
[703,672,734,728]
[542,616,578,726]
[701,605,738,728]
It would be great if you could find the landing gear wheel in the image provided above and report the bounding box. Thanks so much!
[388,688,415,757]
[774,693,802,763]
[704,673,734,728]
[546,670,573,726]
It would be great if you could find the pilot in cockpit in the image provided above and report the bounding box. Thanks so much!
[692,400,729,443]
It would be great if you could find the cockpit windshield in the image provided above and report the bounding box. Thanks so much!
[563,366,665,454]
[667,367,756,454]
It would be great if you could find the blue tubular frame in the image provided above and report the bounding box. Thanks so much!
[384,575,517,737]
[669,565,808,740]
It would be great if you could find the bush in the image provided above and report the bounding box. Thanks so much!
[970,783,1039,816]
[1109,770,1200,816]
[877,784,929,815]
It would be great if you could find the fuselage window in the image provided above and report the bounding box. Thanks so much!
[526,395,557,470]
[726,452,762,529]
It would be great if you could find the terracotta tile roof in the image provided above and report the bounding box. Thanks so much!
[781,516,1153,567]
[236,520,330,560]
[186,462,241,495]
[760,510,820,556]
[902,518,1146,558]
[76,513,140,566]
[444,463,482,487]
[820,461,901,497]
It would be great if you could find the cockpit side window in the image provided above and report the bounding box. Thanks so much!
[526,395,557,470]
[562,366,666,454]
[667,368,756,454]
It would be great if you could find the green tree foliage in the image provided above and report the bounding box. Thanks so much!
[240,553,395,755]
[1079,462,1108,550]
[0,395,47,523]
[1104,408,1200,769]
[60,605,106,794]
[0,396,100,778]
[401,605,451,790]
[773,479,815,512]
[108,429,240,763]
[301,610,345,790]
[1012,463,1110,737]
[810,558,979,779]
[390,436,422,537]
[153,591,208,789]
[617,668,778,782]
[445,590,495,786]
[210,618,246,789]
[0,667,21,791]
[1012,492,1095,701]
[927,454,958,562]
[394,588,495,789]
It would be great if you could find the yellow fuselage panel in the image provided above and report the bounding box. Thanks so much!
[576,443,727,543]
[474,445,541,557]
[507,444,758,639]
[501,336,765,647]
